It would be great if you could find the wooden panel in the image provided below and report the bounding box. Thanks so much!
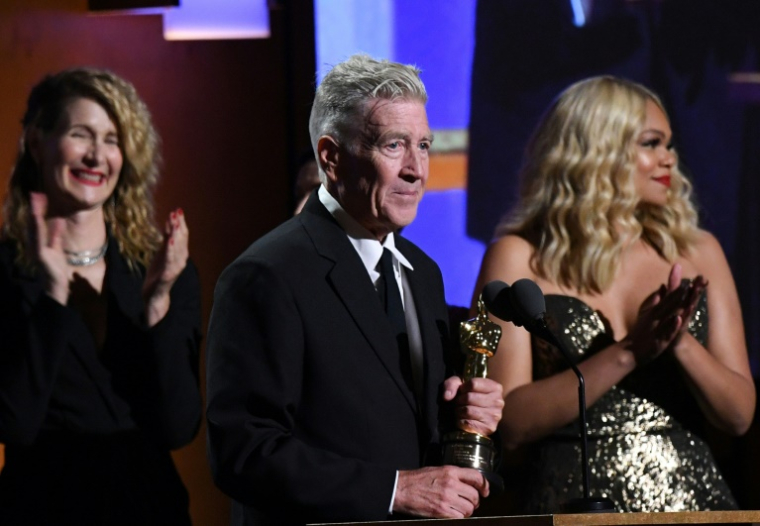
[554,511,760,526]
[311,510,760,526]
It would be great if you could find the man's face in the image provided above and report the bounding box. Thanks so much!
[329,99,432,240]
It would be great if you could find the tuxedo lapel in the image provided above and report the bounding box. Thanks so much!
[300,195,418,413]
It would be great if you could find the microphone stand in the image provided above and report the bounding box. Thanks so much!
[482,278,615,512]
[533,320,616,514]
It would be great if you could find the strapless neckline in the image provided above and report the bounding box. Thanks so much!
[541,279,705,346]
[543,278,699,323]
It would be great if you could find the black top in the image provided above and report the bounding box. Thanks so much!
[0,238,202,525]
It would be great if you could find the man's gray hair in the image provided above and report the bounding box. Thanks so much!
[309,54,427,181]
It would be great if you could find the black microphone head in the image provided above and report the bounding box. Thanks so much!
[510,279,546,324]
[481,280,514,322]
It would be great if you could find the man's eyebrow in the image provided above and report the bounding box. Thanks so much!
[380,131,408,139]
[374,131,435,144]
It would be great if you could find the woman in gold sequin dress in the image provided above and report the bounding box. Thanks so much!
[472,76,755,512]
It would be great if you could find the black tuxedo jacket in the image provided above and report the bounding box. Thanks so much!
[206,193,455,525]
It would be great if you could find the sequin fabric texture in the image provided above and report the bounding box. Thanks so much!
[526,290,737,513]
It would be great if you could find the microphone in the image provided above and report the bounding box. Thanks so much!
[481,279,615,513]
[483,279,566,348]
[481,279,543,328]
[482,279,560,350]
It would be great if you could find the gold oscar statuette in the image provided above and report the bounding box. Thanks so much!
[442,296,504,490]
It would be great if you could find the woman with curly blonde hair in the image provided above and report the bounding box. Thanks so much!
[0,68,201,524]
[473,76,754,512]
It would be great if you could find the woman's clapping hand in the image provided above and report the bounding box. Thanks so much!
[29,192,69,305]
[142,208,189,326]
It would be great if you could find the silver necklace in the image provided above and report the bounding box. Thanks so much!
[64,240,109,267]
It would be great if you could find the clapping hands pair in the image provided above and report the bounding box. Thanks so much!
[29,192,188,325]
[626,263,707,365]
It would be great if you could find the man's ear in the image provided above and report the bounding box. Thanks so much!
[317,136,340,183]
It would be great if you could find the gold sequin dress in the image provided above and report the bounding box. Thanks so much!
[526,292,737,513]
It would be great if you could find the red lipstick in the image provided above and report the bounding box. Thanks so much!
[71,168,106,187]
[653,175,671,188]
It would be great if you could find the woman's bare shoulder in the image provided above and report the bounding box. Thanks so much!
[689,229,725,260]
[480,234,538,282]
[692,229,722,251]
[682,229,731,277]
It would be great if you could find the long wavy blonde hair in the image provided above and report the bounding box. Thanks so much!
[2,67,163,270]
[497,76,699,294]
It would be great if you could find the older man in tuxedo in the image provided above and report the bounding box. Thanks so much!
[206,54,504,525]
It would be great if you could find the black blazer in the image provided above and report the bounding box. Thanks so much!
[0,239,202,525]
[206,193,454,525]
